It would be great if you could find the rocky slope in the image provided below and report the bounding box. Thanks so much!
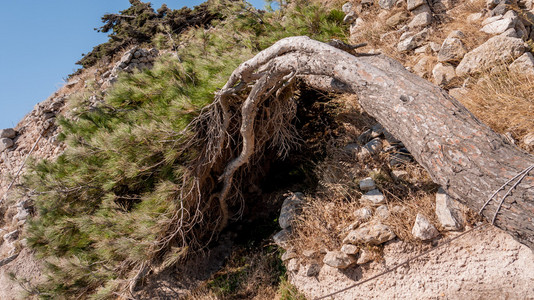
[0,0,533,299]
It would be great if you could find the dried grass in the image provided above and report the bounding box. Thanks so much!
[460,69,534,150]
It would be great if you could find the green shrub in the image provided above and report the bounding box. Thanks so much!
[25,1,347,298]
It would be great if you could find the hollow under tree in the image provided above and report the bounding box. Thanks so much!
[204,36,534,250]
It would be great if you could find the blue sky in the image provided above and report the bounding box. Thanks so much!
[0,0,267,129]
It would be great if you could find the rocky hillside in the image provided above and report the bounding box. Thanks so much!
[0,0,533,299]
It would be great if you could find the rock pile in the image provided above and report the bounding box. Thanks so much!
[341,0,534,87]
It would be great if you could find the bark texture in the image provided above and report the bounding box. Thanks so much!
[216,36,534,249]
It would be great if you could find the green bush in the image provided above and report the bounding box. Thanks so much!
[25,1,347,298]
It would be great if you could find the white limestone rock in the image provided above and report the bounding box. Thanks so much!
[432,63,456,86]
[323,251,356,269]
[279,192,304,229]
[359,177,376,192]
[412,213,439,241]
[456,36,527,76]
[341,244,360,255]
[509,52,534,76]
[343,221,396,245]
[361,189,386,206]
[435,188,461,230]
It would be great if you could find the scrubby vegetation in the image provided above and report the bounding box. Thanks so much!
[24,1,348,298]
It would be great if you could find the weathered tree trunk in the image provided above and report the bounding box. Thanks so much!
[216,36,534,249]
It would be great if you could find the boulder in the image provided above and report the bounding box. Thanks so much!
[0,128,16,139]
[509,52,534,76]
[432,63,456,86]
[456,36,527,76]
[323,251,356,269]
[361,189,386,206]
[412,213,439,240]
[438,36,467,63]
[343,221,396,245]
[279,192,304,229]
[435,188,461,230]
[359,177,376,192]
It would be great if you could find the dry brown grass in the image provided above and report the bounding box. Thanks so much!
[290,94,447,259]
[460,69,534,150]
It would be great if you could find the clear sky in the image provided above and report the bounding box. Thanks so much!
[0,0,267,129]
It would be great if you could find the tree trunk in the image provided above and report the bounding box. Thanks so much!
[216,36,534,249]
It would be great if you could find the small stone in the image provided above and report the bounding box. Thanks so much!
[408,12,432,28]
[490,2,509,16]
[370,123,384,138]
[407,0,426,11]
[391,170,409,181]
[412,3,431,15]
[500,28,519,38]
[3,230,19,243]
[352,207,373,228]
[273,229,291,249]
[378,0,396,9]
[323,251,355,269]
[524,133,534,146]
[467,13,483,23]
[361,189,386,206]
[413,56,431,77]
[342,2,353,14]
[386,11,410,27]
[359,177,376,192]
[435,188,461,230]
[0,138,14,152]
[14,208,29,221]
[281,248,298,261]
[287,258,300,272]
[0,128,16,139]
[356,249,374,264]
[343,221,396,245]
[438,36,467,63]
[304,263,321,276]
[429,42,441,53]
[486,0,500,9]
[375,205,390,220]
[482,15,503,26]
[341,244,360,255]
[358,138,383,159]
[344,11,357,23]
[432,63,456,86]
[412,213,439,241]
[279,192,304,229]
[302,249,316,258]
[509,52,534,76]
[481,16,517,34]
[344,143,360,154]
[389,148,413,166]
[398,29,429,52]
